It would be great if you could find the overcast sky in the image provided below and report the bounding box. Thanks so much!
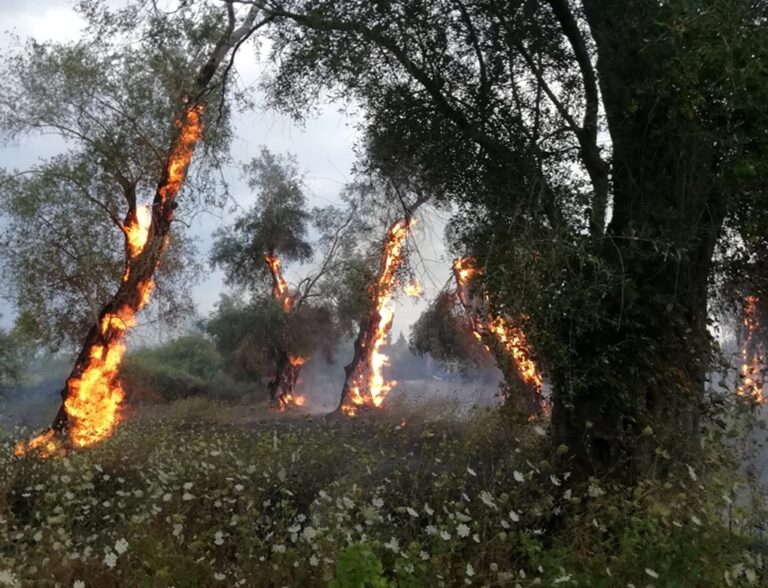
[0,1,452,341]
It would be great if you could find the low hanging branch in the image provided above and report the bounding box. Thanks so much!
[452,257,545,417]
[16,4,263,457]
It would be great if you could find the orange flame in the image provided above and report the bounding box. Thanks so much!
[342,219,412,415]
[737,295,764,403]
[265,255,294,313]
[452,257,543,394]
[403,280,422,298]
[16,104,204,457]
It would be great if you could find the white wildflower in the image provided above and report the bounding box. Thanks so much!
[457,523,470,538]
[384,537,400,553]
[465,564,475,577]
[645,568,659,579]
[0,570,20,588]
[424,504,434,515]
[103,551,117,569]
[687,465,697,481]
[309,555,319,567]
[509,510,520,522]
[534,425,546,436]
[691,515,702,526]
[440,530,451,541]
[419,551,430,561]
[213,573,226,581]
[372,497,384,508]
[513,471,525,483]
[214,531,224,546]
[479,490,497,509]
[114,538,129,555]
[587,484,605,498]
[467,466,477,477]
[272,544,286,554]
[550,475,561,487]
[553,574,572,584]
[406,507,419,518]
[302,526,317,541]
[73,582,85,588]
[182,492,194,501]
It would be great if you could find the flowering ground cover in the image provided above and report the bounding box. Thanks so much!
[0,399,763,587]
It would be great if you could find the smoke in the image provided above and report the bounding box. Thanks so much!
[1,376,64,435]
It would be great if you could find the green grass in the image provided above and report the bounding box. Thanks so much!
[0,400,763,587]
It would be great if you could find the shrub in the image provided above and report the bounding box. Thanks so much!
[121,335,264,403]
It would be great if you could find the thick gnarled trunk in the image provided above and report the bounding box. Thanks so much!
[546,0,726,475]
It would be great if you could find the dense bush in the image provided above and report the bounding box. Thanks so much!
[120,336,264,404]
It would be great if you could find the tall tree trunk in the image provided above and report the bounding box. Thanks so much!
[549,0,726,475]
[42,5,264,447]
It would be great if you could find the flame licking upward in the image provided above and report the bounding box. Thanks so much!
[342,218,412,415]
[265,255,294,313]
[15,104,204,457]
[452,257,543,393]
[737,295,765,404]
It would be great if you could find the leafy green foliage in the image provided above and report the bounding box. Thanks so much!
[409,292,491,374]
[210,147,312,292]
[0,0,244,349]
[205,294,339,382]
[120,335,254,403]
[329,544,388,588]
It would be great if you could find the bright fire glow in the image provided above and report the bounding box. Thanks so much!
[16,104,204,457]
[403,280,422,298]
[342,218,412,416]
[264,254,294,313]
[452,257,543,393]
[737,295,765,404]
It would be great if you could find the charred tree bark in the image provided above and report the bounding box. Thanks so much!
[50,5,263,440]
[267,348,303,408]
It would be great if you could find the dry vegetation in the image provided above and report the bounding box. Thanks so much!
[0,399,764,587]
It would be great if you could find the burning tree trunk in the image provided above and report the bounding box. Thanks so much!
[16,6,262,456]
[453,257,545,417]
[737,295,765,404]
[337,211,419,416]
[264,253,306,409]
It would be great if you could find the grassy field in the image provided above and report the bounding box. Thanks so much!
[0,398,764,587]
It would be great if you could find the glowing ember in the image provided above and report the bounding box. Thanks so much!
[16,104,204,457]
[403,280,422,298]
[342,218,412,416]
[452,256,544,396]
[737,295,765,403]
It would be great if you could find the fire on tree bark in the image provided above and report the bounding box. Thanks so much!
[336,198,425,416]
[16,4,264,456]
[452,257,545,418]
[264,252,306,409]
